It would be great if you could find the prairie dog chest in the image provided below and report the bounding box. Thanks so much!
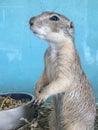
[45,47,58,81]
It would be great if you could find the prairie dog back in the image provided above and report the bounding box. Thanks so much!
[29,12,96,130]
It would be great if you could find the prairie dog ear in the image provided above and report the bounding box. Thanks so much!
[66,21,74,38]
[70,21,74,28]
[67,21,74,29]
[69,21,74,28]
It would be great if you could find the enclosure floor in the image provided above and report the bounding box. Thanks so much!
[17,103,98,130]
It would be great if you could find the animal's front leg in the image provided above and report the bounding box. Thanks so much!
[34,70,49,98]
[34,77,72,105]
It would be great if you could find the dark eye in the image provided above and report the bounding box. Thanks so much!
[49,15,59,21]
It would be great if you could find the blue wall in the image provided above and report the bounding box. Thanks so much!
[0,0,98,101]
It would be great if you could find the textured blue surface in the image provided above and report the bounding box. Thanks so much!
[0,0,98,101]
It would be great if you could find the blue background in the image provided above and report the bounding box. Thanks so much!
[0,0,98,102]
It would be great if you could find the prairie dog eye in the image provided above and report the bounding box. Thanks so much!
[49,15,59,21]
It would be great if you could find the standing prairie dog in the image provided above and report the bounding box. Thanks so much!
[29,12,96,130]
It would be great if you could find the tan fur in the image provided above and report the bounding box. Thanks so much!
[29,12,96,130]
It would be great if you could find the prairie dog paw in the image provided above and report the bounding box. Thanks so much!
[33,92,48,105]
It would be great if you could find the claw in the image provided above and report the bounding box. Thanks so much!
[33,99,38,105]
[35,99,39,105]
[30,98,38,107]
[39,100,45,105]
[34,98,45,106]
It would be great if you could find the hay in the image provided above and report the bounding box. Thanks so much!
[17,103,98,130]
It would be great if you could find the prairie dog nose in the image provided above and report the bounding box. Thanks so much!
[29,17,35,26]
[29,21,33,26]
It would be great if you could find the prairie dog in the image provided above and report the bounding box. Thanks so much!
[29,12,96,130]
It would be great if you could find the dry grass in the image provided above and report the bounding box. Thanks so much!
[17,103,53,130]
[17,103,98,130]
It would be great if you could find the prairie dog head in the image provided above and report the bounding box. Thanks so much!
[29,12,74,44]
